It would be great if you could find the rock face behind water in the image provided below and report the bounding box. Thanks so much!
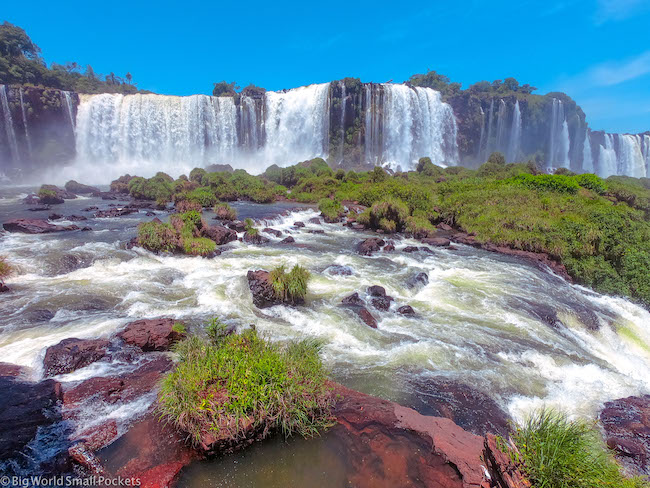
[3,218,79,234]
[43,338,110,376]
[117,318,185,352]
[600,395,650,476]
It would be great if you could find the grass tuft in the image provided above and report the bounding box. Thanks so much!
[269,264,310,304]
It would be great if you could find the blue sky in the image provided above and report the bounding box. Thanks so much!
[4,0,650,133]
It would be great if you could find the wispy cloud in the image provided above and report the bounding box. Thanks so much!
[594,0,650,24]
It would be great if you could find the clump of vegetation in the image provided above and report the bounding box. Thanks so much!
[318,198,344,222]
[512,173,581,194]
[358,197,410,233]
[269,265,310,304]
[213,202,237,221]
[182,236,216,256]
[244,218,258,237]
[136,209,217,257]
[128,172,174,202]
[136,220,178,253]
[0,256,11,285]
[206,317,230,343]
[176,200,203,213]
[172,322,187,334]
[158,329,333,448]
[508,409,648,488]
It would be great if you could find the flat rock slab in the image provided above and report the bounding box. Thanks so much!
[3,218,79,234]
[117,318,185,352]
[43,338,110,377]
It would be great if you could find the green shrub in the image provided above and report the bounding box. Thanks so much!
[176,200,203,213]
[185,187,218,207]
[487,151,506,165]
[158,330,333,445]
[378,218,397,233]
[172,322,187,334]
[318,198,344,222]
[405,215,435,237]
[575,174,607,194]
[189,167,207,185]
[182,237,216,256]
[37,187,57,199]
[213,202,237,221]
[512,174,580,194]
[270,265,310,304]
[510,409,648,488]
[128,175,174,201]
[137,221,178,253]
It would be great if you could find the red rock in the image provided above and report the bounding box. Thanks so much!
[357,238,385,255]
[356,307,378,328]
[203,225,237,245]
[43,338,110,376]
[342,292,364,306]
[437,223,453,231]
[422,237,451,247]
[118,318,185,352]
[75,420,119,451]
[483,435,531,487]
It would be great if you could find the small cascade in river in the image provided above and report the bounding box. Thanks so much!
[506,100,521,163]
[0,85,20,164]
[19,87,33,160]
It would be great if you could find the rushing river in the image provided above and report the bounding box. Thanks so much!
[1,187,649,484]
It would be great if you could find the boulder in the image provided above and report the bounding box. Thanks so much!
[437,222,453,232]
[293,221,305,228]
[403,246,420,253]
[243,232,270,244]
[280,236,295,244]
[600,395,650,475]
[263,227,282,237]
[397,305,416,315]
[484,434,531,488]
[227,220,246,233]
[421,237,451,247]
[247,270,281,308]
[83,206,99,212]
[94,207,138,218]
[65,180,100,194]
[308,217,322,225]
[3,219,79,234]
[43,338,110,376]
[325,265,354,276]
[406,272,429,289]
[371,296,393,311]
[357,238,385,255]
[367,285,386,297]
[203,225,237,245]
[28,205,51,211]
[356,307,378,328]
[49,213,63,220]
[383,244,395,252]
[117,318,185,352]
[342,292,364,307]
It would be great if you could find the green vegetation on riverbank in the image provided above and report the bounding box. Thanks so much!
[118,153,650,307]
[508,409,648,488]
[158,327,333,447]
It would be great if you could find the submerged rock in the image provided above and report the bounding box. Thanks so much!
[243,232,270,244]
[397,305,416,315]
[325,265,354,276]
[117,318,185,352]
[3,218,80,234]
[367,285,387,297]
[43,338,110,376]
[421,237,451,247]
[227,220,246,233]
[280,236,295,244]
[600,395,650,476]
[371,296,393,311]
[293,221,305,228]
[406,272,429,289]
[94,207,138,218]
[356,307,378,328]
[342,292,364,307]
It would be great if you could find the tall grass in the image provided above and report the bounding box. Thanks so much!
[158,330,333,447]
[270,264,310,304]
[510,409,648,488]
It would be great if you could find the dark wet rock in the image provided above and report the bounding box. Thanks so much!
[74,420,119,452]
[406,272,429,289]
[24,309,56,322]
[397,305,416,315]
[83,206,99,212]
[43,338,110,377]
[351,223,366,231]
[40,185,77,202]
[28,205,51,211]
[94,207,138,218]
[421,237,451,247]
[371,296,393,311]
[342,292,364,307]
[117,318,186,352]
[81,226,92,231]
[203,225,237,245]
[600,395,650,476]
[145,211,155,216]
[69,297,116,312]
[331,384,495,488]
[0,283,9,293]
[126,201,156,209]
[383,244,395,252]
[403,246,420,253]
[367,285,386,297]
[65,181,100,194]
[356,307,378,328]
[357,238,385,255]
[262,227,282,237]
[308,217,321,225]
[243,232,270,244]
[23,194,40,204]
[280,236,295,244]
[39,194,65,205]
[48,213,63,220]
[227,220,246,233]
[407,377,511,437]
[66,215,88,221]
[3,219,79,234]
[0,374,62,461]
[325,265,354,276]
[293,221,305,228]
[308,229,325,234]
[63,356,173,406]
[247,270,281,308]
[94,192,118,200]
[518,299,562,329]
[420,246,434,254]
[437,222,453,231]
[0,362,27,377]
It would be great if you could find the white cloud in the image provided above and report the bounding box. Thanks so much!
[588,51,650,86]
[594,0,650,24]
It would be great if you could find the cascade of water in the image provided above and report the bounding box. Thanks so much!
[0,85,20,163]
[495,99,507,154]
[618,134,646,178]
[643,134,650,175]
[476,106,485,160]
[61,91,75,129]
[339,81,346,162]
[238,96,260,150]
[364,84,383,165]
[582,131,594,173]
[380,84,457,170]
[548,99,571,169]
[19,88,33,159]
[507,101,521,163]
[483,99,495,161]
[597,134,618,177]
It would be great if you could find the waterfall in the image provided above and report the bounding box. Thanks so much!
[507,101,521,163]
[61,91,76,129]
[495,99,507,154]
[0,85,20,163]
[484,99,495,161]
[548,98,571,169]
[339,81,346,162]
[598,134,618,177]
[19,88,33,159]
[618,134,646,178]
[643,135,650,175]
[238,96,261,150]
[476,106,485,161]
[582,132,594,173]
[364,84,383,166]
[379,84,457,170]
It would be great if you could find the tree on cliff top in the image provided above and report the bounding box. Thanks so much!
[213,81,239,97]
[0,22,40,59]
